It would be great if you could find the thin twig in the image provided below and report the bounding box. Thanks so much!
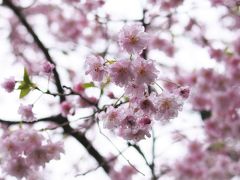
[95,118,145,176]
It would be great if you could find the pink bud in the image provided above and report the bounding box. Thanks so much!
[60,101,74,117]
[107,92,115,99]
[73,83,85,93]
[42,61,55,74]
[178,86,190,99]
[2,77,15,93]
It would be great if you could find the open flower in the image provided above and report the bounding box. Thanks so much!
[118,24,150,54]
[18,104,36,122]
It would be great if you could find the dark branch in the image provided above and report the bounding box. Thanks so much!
[2,0,65,102]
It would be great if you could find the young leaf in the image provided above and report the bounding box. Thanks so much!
[83,82,95,88]
[23,68,31,84]
[20,88,31,98]
[17,68,37,98]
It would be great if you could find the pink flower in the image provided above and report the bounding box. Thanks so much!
[149,37,175,57]
[118,24,150,54]
[44,141,64,161]
[28,141,64,168]
[118,109,151,141]
[138,116,152,127]
[154,92,183,122]
[107,92,116,99]
[85,55,106,81]
[99,106,122,129]
[4,157,31,179]
[132,57,158,85]
[125,82,146,97]
[0,128,64,179]
[138,95,156,115]
[28,146,49,168]
[161,0,183,10]
[77,95,98,108]
[42,61,55,74]
[130,92,157,115]
[18,104,36,122]
[110,165,137,180]
[60,101,74,117]
[109,60,134,87]
[175,86,190,99]
[209,48,224,61]
[73,82,85,93]
[1,77,15,93]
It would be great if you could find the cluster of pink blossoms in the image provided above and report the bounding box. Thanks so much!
[0,128,64,179]
[85,24,189,141]
[170,34,240,178]
[173,141,240,180]
[176,66,240,141]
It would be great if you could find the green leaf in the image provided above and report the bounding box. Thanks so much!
[17,81,28,90]
[20,88,31,98]
[17,68,37,98]
[23,68,31,84]
[83,82,95,88]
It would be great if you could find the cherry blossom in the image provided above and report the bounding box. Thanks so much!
[154,92,183,122]
[118,24,150,55]
[108,60,134,87]
[18,104,36,122]
[41,61,55,75]
[132,57,158,85]
[1,77,15,93]
[85,55,106,81]
[60,101,74,117]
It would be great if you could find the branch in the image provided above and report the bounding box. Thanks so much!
[0,115,58,125]
[0,115,111,174]
[150,129,157,180]
[2,0,65,102]
[50,115,111,173]
[127,142,151,167]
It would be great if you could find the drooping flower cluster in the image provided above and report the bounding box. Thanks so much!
[85,24,189,141]
[0,128,64,179]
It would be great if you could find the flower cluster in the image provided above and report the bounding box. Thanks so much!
[85,24,189,141]
[0,128,64,179]
[172,141,240,180]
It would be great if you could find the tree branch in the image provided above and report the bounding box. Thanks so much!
[2,0,65,102]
